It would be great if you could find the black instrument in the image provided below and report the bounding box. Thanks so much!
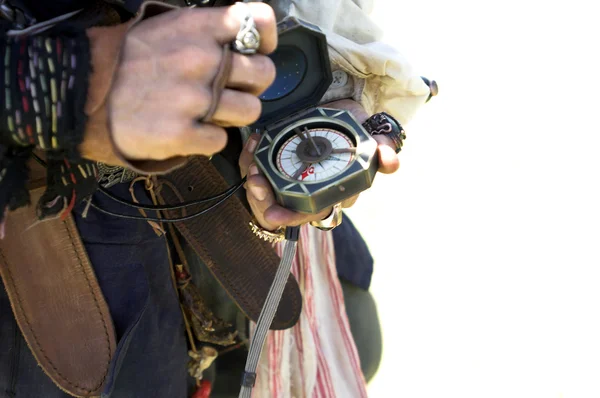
[253,18,379,214]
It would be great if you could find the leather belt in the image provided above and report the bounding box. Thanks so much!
[156,156,302,330]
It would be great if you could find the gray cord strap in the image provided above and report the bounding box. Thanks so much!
[6,9,83,37]
[238,228,299,398]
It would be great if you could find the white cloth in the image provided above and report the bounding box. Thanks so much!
[251,225,368,398]
[271,0,431,125]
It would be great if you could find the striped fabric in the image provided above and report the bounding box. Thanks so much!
[250,225,368,398]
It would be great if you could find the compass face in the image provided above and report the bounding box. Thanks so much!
[254,108,378,214]
[276,128,355,182]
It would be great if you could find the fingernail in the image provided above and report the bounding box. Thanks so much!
[249,164,259,176]
[250,185,267,201]
[246,137,258,153]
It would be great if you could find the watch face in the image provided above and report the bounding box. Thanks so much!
[275,127,355,182]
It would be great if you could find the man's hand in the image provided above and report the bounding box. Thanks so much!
[82,3,277,165]
[238,99,401,231]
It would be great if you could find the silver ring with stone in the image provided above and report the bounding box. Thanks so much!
[362,112,407,153]
[232,7,261,55]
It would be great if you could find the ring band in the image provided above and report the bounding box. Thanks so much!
[362,112,406,153]
[231,5,261,55]
[199,45,233,123]
[310,203,343,231]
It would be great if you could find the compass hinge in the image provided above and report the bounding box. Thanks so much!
[264,107,317,133]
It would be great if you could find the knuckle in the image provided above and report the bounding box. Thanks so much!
[175,8,203,32]
[177,46,205,66]
[162,123,190,155]
[204,127,228,153]
[167,120,188,140]
[176,86,208,110]
[176,124,228,156]
[173,46,217,76]
[254,3,276,28]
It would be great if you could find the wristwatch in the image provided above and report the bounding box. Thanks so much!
[310,203,343,231]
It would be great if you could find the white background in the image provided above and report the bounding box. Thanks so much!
[345,1,600,397]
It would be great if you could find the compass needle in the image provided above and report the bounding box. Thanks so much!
[304,127,322,156]
[295,128,307,141]
[332,147,356,154]
[291,168,303,180]
[292,161,312,180]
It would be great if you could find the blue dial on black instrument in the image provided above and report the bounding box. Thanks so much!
[260,46,308,101]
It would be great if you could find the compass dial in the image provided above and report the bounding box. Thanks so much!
[276,128,355,182]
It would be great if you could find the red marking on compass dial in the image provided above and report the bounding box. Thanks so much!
[301,166,315,180]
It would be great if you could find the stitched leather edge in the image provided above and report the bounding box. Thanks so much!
[0,214,115,397]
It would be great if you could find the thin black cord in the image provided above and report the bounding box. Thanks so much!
[32,152,47,167]
[88,179,245,223]
[97,177,246,211]
[31,153,246,222]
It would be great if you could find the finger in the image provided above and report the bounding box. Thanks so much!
[239,136,260,177]
[246,171,330,229]
[205,3,277,54]
[264,205,331,228]
[373,134,400,174]
[228,53,276,96]
[322,99,369,124]
[246,169,332,229]
[246,172,281,231]
[176,122,228,157]
[210,89,262,127]
[341,195,359,208]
